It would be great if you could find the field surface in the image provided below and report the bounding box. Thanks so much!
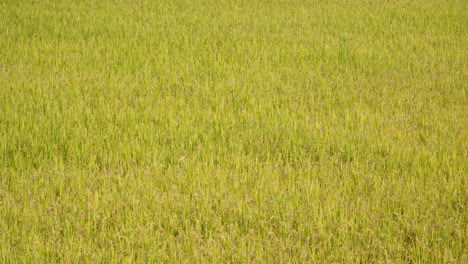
[1,0,467,263]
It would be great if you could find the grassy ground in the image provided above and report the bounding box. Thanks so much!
[0,0,467,262]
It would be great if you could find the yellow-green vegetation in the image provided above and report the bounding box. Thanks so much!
[1,0,467,262]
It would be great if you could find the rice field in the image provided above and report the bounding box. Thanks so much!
[0,0,467,262]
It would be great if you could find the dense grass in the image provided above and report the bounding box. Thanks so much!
[1,0,467,262]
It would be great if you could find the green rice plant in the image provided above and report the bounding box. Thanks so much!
[0,0,467,263]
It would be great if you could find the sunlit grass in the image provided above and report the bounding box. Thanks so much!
[1,0,467,262]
